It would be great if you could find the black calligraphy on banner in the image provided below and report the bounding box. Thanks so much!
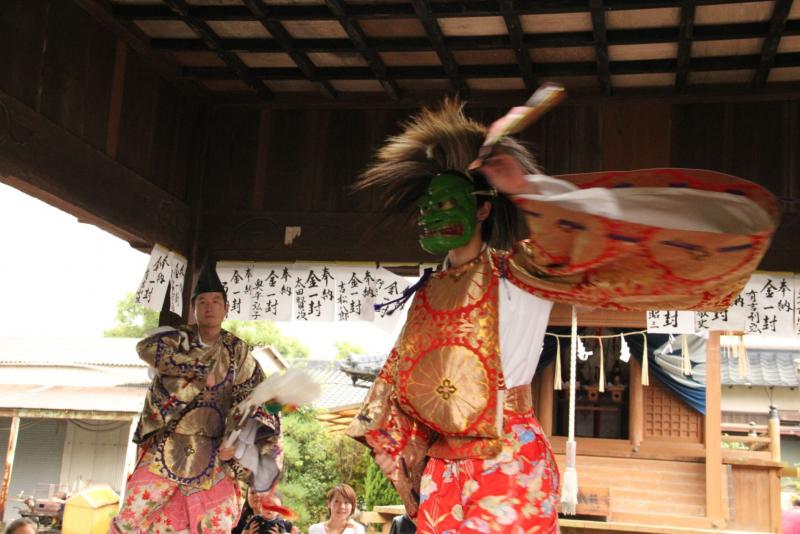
[695,293,746,333]
[645,309,695,334]
[742,273,794,336]
[135,244,173,312]
[216,263,253,320]
[249,265,293,321]
[334,267,376,321]
[168,252,187,316]
[294,266,335,321]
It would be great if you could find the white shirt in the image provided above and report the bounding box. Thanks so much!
[308,522,365,534]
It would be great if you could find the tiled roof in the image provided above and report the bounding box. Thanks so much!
[721,350,800,387]
[295,359,370,411]
[0,336,143,367]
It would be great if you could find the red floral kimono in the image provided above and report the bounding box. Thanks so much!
[348,168,778,534]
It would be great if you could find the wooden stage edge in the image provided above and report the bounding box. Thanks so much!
[558,518,763,533]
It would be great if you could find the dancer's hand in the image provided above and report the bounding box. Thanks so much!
[218,445,236,461]
[475,153,537,196]
[374,452,396,481]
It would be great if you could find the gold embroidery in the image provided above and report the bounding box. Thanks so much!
[436,379,457,400]
[396,251,503,438]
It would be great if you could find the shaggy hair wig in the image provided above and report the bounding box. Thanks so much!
[355,98,541,250]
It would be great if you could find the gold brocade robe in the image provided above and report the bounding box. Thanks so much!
[134,326,280,492]
[347,168,779,516]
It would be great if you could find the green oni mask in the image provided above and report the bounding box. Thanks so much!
[417,172,478,254]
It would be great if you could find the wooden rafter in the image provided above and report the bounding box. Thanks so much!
[162,0,272,99]
[675,0,696,93]
[409,0,469,95]
[184,51,800,81]
[147,20,800,54]
[324,0,401,100]
[241,0,336,99]
[499,0,536,92]
[114,0,778,22]
[589,0,612,95]
[752,0,794,90]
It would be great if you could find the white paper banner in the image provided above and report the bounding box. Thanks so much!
[372,267,414,331]
[646,310,695,334]
[796,274,800,337]
[135,244,173,312]
[293,265,336,321]
[334,267,376,322]
[217,262,253,321]
[168,251,187,316]
[741,273,795,336]
[248,265,293,321]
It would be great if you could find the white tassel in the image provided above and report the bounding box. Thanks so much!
[598,337,605,393]
[737,337,749,379]
[561,440,579,515]
[561,307,580,515]
[577,337,592,361]
[642,333,649,386]
[554,337,562,390]
[681,335,693,376]
[620,334,631,363]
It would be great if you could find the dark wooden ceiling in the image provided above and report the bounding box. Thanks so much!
[109,0,800,102]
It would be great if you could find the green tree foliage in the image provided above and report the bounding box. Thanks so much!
[334,340,365,361]
[223,320,310,360]
[279,409,370,531]
[364,454,400,510]
[103,292,159,338]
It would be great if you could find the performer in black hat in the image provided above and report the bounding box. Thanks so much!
[111,259,281,534]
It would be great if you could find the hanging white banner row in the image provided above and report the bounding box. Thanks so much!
[134,246,411,326]
[134,244,187,316]
[646,272,798,337]
[135,246,798,336]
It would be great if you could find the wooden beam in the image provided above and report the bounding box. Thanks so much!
[163,0,273,99]
[549,305,645,328]
[242,0,337,99]
[0,416,20,520]
[252,108,270,210]
[589,0,612,95]
[705,331,724,527]
[325,0,401,100]
[410,0,469,95]
[675,0,696,93]
[151,20,800,54]
[187,51,800,80]
[499,0,536,92]
[106,38,128,158]
[752,0,794,90]
[203,210,425,262]
[0,88,191,253]
[113,0,777,22]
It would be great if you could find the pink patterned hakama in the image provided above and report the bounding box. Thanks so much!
[416,414,559,534]
[109,464,242,534]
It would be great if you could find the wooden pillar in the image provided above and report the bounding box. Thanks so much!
[0,415,21,519]
[538,364,555,436]
[705,331,724,527]
[629,357,644,449]
[768,405,781,462]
